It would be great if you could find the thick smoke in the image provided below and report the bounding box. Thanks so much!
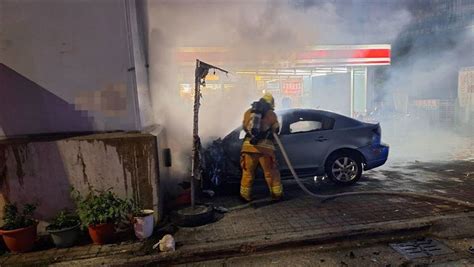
[378,17,474,162]
[146,0,413,192]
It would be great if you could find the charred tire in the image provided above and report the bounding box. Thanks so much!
[172,205,215,227]
[325,152,363,186]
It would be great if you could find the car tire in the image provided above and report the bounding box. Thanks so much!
[325,152,363,186]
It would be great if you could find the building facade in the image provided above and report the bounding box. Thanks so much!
[383,0,474,128]
[0,0,154,138]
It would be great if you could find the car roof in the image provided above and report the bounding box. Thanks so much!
[276,108,342,119]
[276,108,363,127]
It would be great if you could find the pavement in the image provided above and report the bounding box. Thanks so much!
[1,156,473,266]
[175,234,474,267]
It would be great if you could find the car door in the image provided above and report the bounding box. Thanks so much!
[277,111,335,173]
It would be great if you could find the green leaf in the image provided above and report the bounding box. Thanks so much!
[71,186,134,226]
[1,202,37,230]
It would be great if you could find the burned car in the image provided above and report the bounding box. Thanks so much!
[204,109,389,187]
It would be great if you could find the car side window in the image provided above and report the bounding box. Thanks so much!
[290,120,322,133]
[287,112,335,134]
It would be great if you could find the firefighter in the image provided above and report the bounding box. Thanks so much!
[240,92,283,202]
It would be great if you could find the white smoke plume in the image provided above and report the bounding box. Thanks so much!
[378,18,474,162]
[145,0,414,192]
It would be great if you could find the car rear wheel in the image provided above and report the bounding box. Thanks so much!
[325,152,362,185]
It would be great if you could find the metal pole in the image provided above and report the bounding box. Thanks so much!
[350,67,354,118]
[190,59,227,210]
[191,59,201,209]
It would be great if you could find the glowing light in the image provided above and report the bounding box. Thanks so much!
[311,73,327,77]
[180,84,192,93]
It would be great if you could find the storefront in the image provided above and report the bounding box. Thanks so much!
[176,44,391,117]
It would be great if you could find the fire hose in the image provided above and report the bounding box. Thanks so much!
[272,132,474,209]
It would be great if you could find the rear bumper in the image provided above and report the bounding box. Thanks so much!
[358,143,389,171]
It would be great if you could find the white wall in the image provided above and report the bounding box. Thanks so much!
[0,0,153,137]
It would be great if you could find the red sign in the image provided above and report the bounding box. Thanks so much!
[282,80,302,95]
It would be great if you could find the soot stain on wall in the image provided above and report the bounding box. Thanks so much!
[11,144,28,186]
[76,145,88,184]
[0,145,10,197]
[99,135,156,208]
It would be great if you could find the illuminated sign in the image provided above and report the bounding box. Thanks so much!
[206,74,219,81]
[282,79,302,95]
[179,83,193,99]
[204,84,222,90]
[180,83,192,93]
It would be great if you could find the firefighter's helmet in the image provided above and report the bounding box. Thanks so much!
[262,92,275,109]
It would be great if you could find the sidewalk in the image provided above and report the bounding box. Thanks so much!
[0,237,146,266]
[58,198,474,266]
[2,183,472,266]
[1,158,473,266]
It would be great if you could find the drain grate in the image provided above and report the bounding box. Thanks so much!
[389,239,454,259]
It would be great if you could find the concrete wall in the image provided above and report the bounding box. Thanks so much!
[0,132,161,231]
[0,64,95,136]
[0,0,153,137]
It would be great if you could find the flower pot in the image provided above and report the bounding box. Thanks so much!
[47,223,80,248]
[0,223,38,253]
[88,223,115,245]
[133,209,154,240]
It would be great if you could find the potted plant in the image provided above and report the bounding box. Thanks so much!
[131,202,154,240]
[0,203,38,253]
[46,210,80,248]
[72,188,132,245]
